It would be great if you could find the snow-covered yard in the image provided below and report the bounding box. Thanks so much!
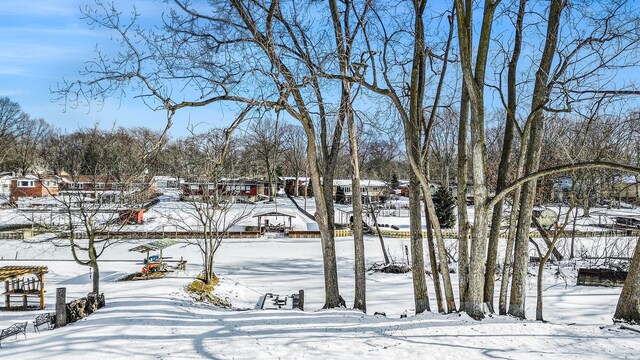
[0,197,638,359]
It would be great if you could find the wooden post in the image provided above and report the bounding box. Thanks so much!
[56,287,67,328]
[5,280,9,309]
[298,289,304,311]
[39,273,45,309]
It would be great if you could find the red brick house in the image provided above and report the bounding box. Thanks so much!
[182,179,269,203]
[9,175,60,202]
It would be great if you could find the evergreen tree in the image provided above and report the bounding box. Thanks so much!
[390,172,400,190]
[433,186,456,228]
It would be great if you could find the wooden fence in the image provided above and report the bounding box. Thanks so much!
[372,228,640,239]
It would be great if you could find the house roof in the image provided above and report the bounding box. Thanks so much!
[333,179,387,187]
[152,176,178,182]
[185,179,269,185]
[253,210,297,218]
[61,175,117,183]
[278,176,310,181]
[11,174,59,182]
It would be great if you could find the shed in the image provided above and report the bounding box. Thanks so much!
[0,266,48,310]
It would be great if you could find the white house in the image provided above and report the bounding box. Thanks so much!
[0,172,13,205]
[152,176,180,189]
[333,179,388,204]
[0,172,14,198]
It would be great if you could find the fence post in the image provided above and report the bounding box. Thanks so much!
[55,287,67,328]
[298,289,304,311]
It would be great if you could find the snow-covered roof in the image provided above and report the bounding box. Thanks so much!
[11,174,59,181]
[332,179,387,187]
[279,176,310,181]
[614,175,639,184]
[152,176,178,182]
[252,210,297,218]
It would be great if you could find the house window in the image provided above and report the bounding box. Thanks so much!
[18,180,35,188]
[95,183,105,189]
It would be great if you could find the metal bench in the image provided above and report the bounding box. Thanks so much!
[33,313,56,333]
[0,321,27,348]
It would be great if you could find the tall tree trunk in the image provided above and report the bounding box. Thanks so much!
[308,153,343,308]
[231,1,345,309]
[534,241,545,321]
[484,0,526,313]
[455,0,498,319]
[425,197,445,313]
[346,88,366,312]
[509,0,564,318]
[614,237,640,323]
[457,81,471,311]
[409,171,430,313]
[329,0,365,312]
[498,190,520,315]
[499,114,532,315]
[402,0,430,314]
[89,242,100,294]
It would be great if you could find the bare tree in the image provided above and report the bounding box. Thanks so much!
[246,116,283,201]
[280,124,307,197]
[26,129,153,294]
[0,97,27,166]
[172,117,251,285]
[328,0,370,312]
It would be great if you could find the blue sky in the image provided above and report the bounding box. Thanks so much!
[0,0,230,138]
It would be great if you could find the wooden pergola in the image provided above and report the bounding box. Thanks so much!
[0,266,48,310]
[253,210,296,232]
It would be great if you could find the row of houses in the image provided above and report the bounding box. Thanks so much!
[182,179,270,203]
[13,172,634,207]
[181,178,389,204]
[0,173,158,204]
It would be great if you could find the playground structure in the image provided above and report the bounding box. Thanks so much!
[129,239,184,277]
